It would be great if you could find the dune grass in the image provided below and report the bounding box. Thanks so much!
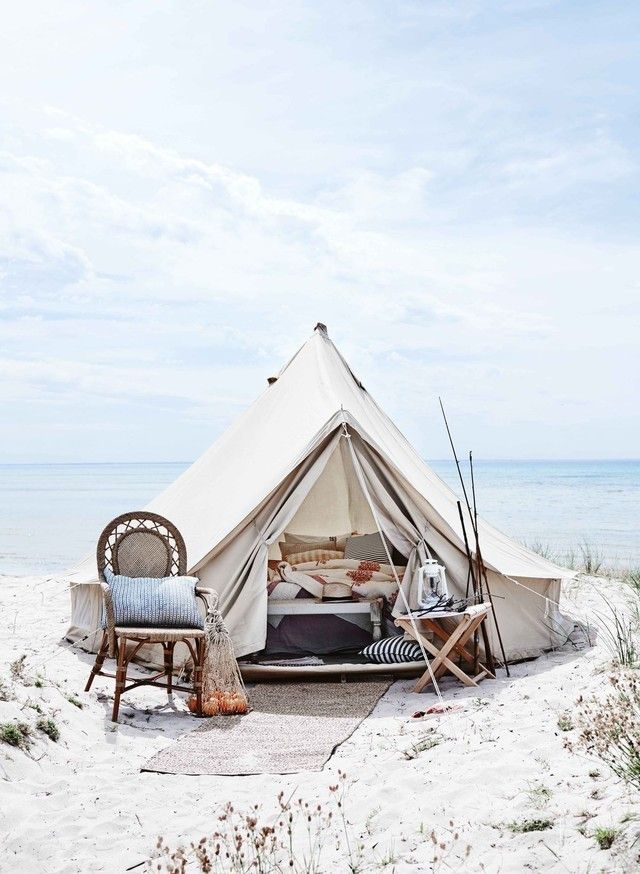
[525,540,611,575]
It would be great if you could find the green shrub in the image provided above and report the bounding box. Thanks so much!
[66,694,83,709]
[0,721,32,749]
[36,717,60,742]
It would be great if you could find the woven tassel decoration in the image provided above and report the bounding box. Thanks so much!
[189,607,249,716]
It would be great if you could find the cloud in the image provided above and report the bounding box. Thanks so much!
[0,0,638,463]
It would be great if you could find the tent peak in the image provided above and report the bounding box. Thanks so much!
[314,322,328,336]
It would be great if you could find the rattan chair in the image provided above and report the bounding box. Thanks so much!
[84,511,215,722]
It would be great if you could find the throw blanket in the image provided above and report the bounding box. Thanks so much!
[268,558,405,603]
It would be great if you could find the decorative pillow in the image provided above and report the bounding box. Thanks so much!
[344,532,390,563]
[361,636,424,664]
[102,567,204,629]
[285,548,344,565]
[283,532,355,551]
[279,540,336,559]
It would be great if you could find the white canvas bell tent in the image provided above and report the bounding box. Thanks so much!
[67,324,574,662]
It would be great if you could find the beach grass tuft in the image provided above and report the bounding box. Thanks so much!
[573,672,640,790]
[10,654,28,681]
[526,540,560,562]
[37,717,60,742]
[525,782,552,808]
[623,568,640,592]
[557,713,573,732]
[594,826,617,850]
[0,720,32,750]
[596,599,639,668]
[403,730,441,760]
[0,678,13,701]
[579,543,604,576]
[508,817,553,833]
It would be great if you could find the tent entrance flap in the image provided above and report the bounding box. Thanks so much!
[269,436,376,554]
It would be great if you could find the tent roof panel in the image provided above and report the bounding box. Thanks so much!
[145,326,569,580]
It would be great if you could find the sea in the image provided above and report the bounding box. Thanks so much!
[0,460,638,577]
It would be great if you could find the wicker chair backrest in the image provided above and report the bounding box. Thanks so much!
[96,512,187,581]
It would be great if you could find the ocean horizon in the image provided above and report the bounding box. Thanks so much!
[0,459,638,576]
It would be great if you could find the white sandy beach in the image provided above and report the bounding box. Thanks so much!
[1,572,638,873]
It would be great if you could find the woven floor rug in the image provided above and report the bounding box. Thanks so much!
[142,680,391,776]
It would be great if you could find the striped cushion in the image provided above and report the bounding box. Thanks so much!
[361,636,424,664]
[344,532,390,563]
[279,540,336,559]
[103,567,204,629]
[285,548,344,565]
[283,532,354,551]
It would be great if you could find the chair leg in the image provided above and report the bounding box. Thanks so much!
[164,642,175,695]
[193,638,204,716]
[112,635,127,723]
[85,631,109,692]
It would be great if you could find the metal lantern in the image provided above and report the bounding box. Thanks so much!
[417,559,448,608]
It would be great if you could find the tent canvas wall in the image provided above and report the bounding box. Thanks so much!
[67,324,574,662]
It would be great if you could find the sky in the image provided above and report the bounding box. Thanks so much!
[0,0,638,463]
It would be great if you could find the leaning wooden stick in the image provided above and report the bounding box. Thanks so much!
[458,501,495,676]
[439,397,508,675]
[469,451,510,677]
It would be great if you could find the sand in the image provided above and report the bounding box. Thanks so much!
[1,572,638,873]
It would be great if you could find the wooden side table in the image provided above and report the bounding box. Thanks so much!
[395,603,495,692]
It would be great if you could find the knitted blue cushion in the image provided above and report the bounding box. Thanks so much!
[361,636,424,664]
[103,567,204,629]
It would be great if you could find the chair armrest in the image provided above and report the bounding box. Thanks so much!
[195,586,218,617]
